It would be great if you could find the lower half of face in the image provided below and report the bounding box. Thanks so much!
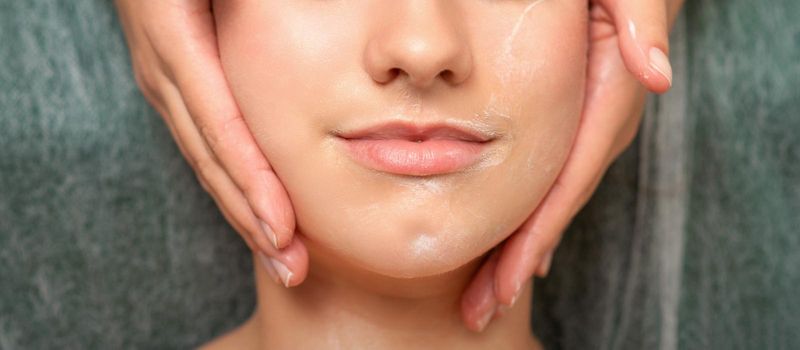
[215,0,588,278]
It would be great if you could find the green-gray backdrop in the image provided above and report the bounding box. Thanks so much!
[1,1,798,349]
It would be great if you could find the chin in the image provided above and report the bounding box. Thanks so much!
[345,233,486,280]
[363,236,472,279]
[288,161,550,281]
[301,209,508,280]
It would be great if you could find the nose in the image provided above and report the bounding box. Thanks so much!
[363,2,473,89]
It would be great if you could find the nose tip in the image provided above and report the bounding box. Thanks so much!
[392,38,469,87]
[364,7,472,89]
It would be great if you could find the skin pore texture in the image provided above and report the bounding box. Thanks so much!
[205,0,587,349]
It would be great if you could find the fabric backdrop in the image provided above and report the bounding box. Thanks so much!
[1,1,798,349]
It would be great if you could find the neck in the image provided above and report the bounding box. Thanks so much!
[219,237,539,350]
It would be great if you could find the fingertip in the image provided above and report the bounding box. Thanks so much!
[278,236,309,286]
[493,275,519,307]
[460,251,500,332]
[613,2,673,93]
[649,47,673,85]
[275,198,297,245]
[256,214,292,250]
[258,172,297,249]
[620,43,673,94]
[256,251,282,285]
[250,220,279,256]
[462,295,498,333]
[534,250,555,278]
[492,230,536,306]
[475,303,498,333]
[250,208,292,251]
[258,220,280,249]
[646,46,673,93]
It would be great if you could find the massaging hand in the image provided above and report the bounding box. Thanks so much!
[460,0,686,332]
[115,0,307,286]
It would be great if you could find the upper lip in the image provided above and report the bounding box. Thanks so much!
[334,120,495,143]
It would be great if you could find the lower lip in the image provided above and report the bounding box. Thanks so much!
[338,138,488,176]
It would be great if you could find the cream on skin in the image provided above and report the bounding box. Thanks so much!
[204,1,587,348]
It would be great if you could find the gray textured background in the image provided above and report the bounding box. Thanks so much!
[1,1,798,349]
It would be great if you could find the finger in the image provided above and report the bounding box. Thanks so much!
[155,3,296,250]
[460,249,501,333]
[162,80,309,288]
[493,65,645,306]
[256,235,310,288]
[221,189,309,288]
[534,250,554,277]
[601,0,672,93]
[213,172,309,288]
[216,192,260,253]
[492,126,613,305]
[277,235,309,287]
[146,79,259,252]
[115,0,308,286]
[156,76,280,256]
[492,180,569,306]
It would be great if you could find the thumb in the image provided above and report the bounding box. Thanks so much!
[606,0,673,93]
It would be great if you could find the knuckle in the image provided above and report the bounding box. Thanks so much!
[218,109,245,131]
[131,70,166,111]
[195,173,212,194]
[193,155,219,183]
[199,110,244,152]
[239,183,261,206]
[132,70,148,91]
[239,167,277,205]
[131,55,157,91]
[196,120,219,152]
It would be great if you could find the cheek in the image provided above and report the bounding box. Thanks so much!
[456,4,588,251]
[491,4,587,178]
[217,4,358,146]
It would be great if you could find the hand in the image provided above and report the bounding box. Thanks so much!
[114,0,307,287]
[461,0,686,331]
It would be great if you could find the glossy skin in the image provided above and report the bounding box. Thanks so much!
[115,0,682,333]
[214,1,587,280]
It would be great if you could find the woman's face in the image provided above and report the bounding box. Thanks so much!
[214,1,587,278]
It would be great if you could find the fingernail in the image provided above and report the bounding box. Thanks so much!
[540,251,554,277]
[496,304,511,317]
[476,304,497,332]
[269,257,293,288]
[260,220,279,249]
[649,47,673,87]
[256,252,280,285]
[510,279,522,307]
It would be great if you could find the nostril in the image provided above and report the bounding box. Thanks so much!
[388,68,401,80]
[374,68,403,85]
[440,69,454,80]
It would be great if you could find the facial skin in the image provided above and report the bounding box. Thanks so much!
[214,0,587,280]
